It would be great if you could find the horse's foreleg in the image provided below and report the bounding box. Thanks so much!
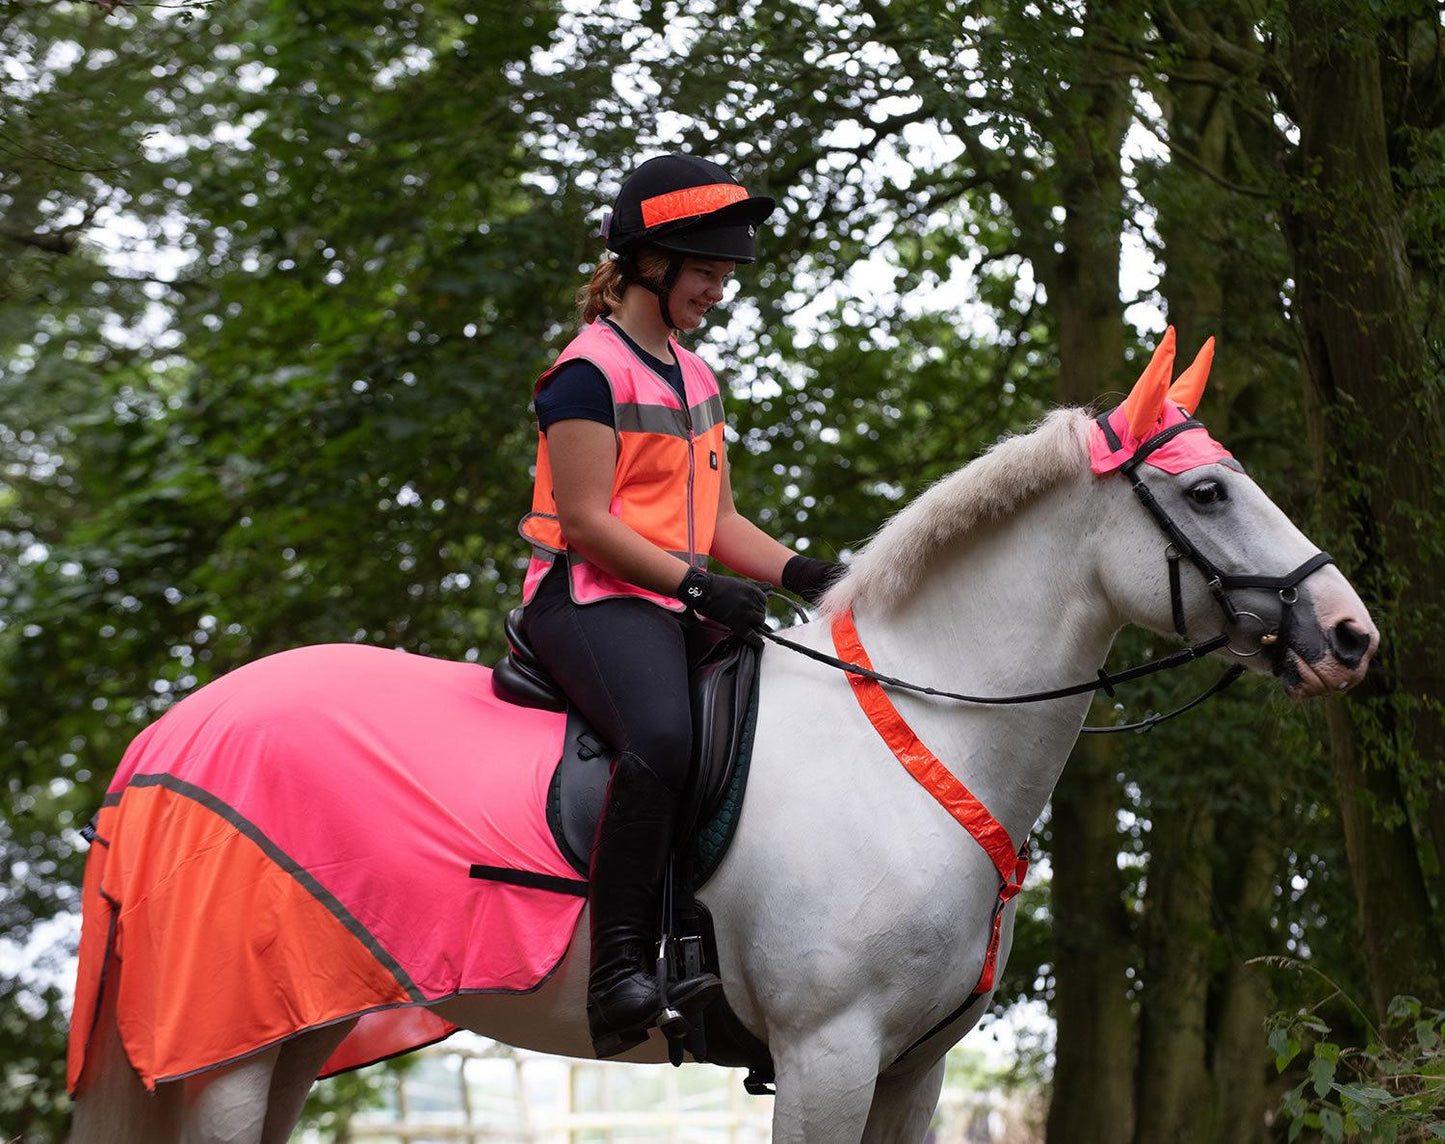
[860,1055,947,1144]
[769,1015,882,1144]
[259,1019,358,1144]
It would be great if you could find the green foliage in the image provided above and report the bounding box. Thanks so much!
[1263,960,1445,1143]
[2,0,1443,1140]
[0,976,71,1143]
[298,1059,414,1142]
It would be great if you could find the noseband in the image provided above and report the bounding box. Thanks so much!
[1113,416,1335,655]
[764,417,1337,734]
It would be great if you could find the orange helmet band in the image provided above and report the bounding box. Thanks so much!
[640,183,749,228]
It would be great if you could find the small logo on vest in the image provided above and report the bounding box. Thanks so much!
[710,450,719,470]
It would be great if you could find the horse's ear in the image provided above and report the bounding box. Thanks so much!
[1121,326,1176,440]
[1167,336,1214,415]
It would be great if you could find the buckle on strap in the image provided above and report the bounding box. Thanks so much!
[978,846,1030,993]
[1001,845,1030,902]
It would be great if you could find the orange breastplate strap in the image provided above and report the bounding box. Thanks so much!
[831,609,1028,1001]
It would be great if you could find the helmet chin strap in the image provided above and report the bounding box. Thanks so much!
[622,251,686,330]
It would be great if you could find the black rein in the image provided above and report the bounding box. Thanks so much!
[761,416,1336,735]
[761,625,1244,736]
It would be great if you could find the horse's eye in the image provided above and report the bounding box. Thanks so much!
[1187,479,1227,506]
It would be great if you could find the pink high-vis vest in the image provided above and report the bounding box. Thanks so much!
[518,321,726,610]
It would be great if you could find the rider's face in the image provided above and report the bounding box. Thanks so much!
[670,259,736,329]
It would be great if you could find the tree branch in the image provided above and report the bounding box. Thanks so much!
[988,287,1040,397]
[0,225,78,255]
[953,121,1060,291]
[1152,0,1299,123]
[1155,128,1274,200]
[0,130,129,175]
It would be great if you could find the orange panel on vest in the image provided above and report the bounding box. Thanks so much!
[521,321,726,608]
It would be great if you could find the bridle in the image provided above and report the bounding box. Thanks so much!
[1108,412,1334,656]
[765,416,1336,734]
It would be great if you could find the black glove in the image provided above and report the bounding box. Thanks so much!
[782,554,847,606]
[676,568,768,642]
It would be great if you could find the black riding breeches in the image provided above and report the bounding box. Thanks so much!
[521,563,700,794]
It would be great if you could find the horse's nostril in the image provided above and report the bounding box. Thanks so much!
[1330,619,1373,668]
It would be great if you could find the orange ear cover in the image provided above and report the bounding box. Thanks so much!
[1167,336,1214,415]
[1121,326,1176,441]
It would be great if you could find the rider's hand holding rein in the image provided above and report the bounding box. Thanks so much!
[676,568,768,644]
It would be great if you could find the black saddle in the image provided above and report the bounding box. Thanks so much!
[488,606,774,1089]
[491,607,759,883]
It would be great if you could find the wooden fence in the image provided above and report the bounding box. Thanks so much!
[322,1038,1042,1143]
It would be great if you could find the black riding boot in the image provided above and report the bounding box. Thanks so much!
[586,751,722,1058]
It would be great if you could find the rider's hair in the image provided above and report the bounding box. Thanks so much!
[576,248,676,324]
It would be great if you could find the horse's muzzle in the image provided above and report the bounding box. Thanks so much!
[1276,608,1379,698]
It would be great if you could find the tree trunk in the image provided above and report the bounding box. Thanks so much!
[1040,7,1140,1138]
[1138,18,1275,1136]
[1133,802,1215,1144]
[1209,822,1277,1144]
[1041,23,1139,1132]
[1142,36,1228,1144]
[1284,5,1445,1019]
[1047,740,1137,1144]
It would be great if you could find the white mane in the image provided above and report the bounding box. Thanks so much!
[821,408,1091,616]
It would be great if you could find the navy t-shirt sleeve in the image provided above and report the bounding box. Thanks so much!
[534,359,614,431]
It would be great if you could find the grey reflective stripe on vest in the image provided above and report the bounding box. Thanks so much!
[517,512,565,555]
[689,394,725,435]
[615,402,692,438]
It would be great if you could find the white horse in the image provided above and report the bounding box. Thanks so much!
[66,338,1377,1143]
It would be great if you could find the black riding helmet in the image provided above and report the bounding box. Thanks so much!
[602,153,775,327]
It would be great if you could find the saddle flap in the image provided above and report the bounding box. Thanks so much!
[546,630,762,881]
[551,708,611,874]
[680,633,760,841]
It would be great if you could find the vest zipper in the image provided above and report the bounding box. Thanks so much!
[684,388,696,566]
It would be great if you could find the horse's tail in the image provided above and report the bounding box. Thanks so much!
[65,950,183,1144]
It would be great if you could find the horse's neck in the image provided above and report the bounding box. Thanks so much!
[847,474,1118,846]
